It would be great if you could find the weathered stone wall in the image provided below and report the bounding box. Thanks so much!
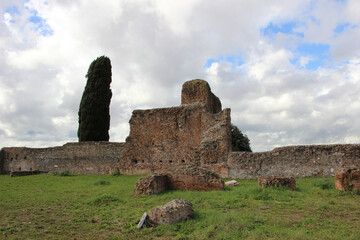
[1,79,359,178]
[0,142,124,174]
[119,105,231,176]
[228,144,360,178]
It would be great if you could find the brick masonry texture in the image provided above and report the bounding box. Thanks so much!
[1,79,360,178]
[134,167,224,195]
[258,176,296,190]
[335,166,360,191]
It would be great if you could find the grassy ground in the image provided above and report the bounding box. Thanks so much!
[0,174,359,239]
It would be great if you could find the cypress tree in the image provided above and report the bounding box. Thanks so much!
[78,56,112,141]
[231,124,252,152]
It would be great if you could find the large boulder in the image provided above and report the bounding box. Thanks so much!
[148,199,194,225]
[167,166,224,191]
[335,166,360,191]
[258,176,296,190]
[134,174,169,195]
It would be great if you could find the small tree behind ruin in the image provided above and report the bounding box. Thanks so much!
[231,124,252,152]
[78,56,112,141]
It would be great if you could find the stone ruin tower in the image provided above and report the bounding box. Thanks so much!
[120,79,232,177]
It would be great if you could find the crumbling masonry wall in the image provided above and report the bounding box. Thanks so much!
[0,142,123,174]
[227,144,360,178]
[1,79,359,177]
[119,79,231,176]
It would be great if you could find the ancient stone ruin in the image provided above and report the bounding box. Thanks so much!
[134,167,224,195]
[258,176,296,190]
[335,166,360,192]
[1,79,360,178]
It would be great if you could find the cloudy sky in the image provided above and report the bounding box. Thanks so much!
[1,0,360,152]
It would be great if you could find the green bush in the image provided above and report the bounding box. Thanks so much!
[59,170,70,176]
[93,179,110,185]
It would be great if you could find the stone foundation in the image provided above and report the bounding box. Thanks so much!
[258,176,296,190]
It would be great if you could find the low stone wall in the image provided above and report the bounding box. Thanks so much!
[0,142,124,175]
[228,144,360,178]
[1,143,360,178]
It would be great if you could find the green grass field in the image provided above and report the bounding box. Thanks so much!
[0,174,359,239]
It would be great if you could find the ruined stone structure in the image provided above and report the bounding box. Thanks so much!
[1,79,360,178]
[134,167,224,195]
[335,166,360,192]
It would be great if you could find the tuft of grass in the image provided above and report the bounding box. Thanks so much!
[87,194,120,205]
[313,179,334,190]
[93,179,110,185]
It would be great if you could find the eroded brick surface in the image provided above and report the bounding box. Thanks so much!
[258,176,296,190]
[134,167,224,195]
[134,174,169,195]
[168,166,224,191]
[335,166,360,191]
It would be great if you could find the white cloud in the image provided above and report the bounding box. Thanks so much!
[0,0,360,152]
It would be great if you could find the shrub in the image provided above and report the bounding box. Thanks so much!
[59,170,70,176]
[93,179,110,185]
[111,168,120,176]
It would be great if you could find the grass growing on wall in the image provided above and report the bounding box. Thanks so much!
[0,175,359,239]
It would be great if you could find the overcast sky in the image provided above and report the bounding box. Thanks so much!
[1,0,360,152]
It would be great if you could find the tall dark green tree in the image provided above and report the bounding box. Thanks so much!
[231,124,252,152]
[78,56,112,141]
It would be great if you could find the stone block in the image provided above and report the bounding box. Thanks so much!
[335,166,360,191]
[134,174,169,195]
[258,176,296,190]
[148,199,194,225]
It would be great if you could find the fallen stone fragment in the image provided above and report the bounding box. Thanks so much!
[225,180,239,186]
[258,176,296,190]
[335,166,360,192]
[137,212,148,229]
[148,199,194,225]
